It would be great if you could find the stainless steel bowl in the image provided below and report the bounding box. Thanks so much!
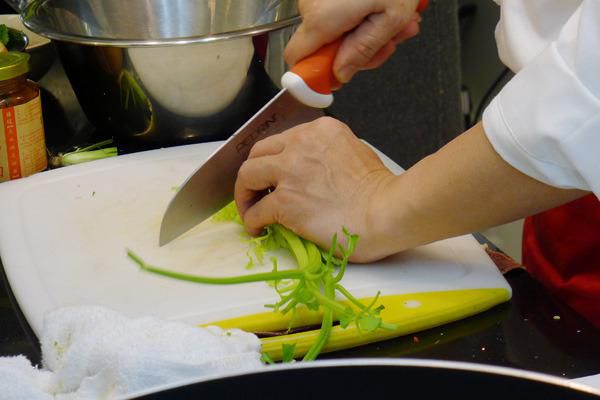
[17,0,299,151]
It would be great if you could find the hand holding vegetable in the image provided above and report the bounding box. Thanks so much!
[235,120,587,264]
[285,0,424,84]
[235,117,399,263]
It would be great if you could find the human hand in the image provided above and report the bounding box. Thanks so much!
[234,117,399,262]
[285,0,425,84]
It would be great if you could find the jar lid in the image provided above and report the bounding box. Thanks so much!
[0,52,30,81]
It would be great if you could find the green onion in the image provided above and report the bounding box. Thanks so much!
[128,202,396,361]
[0,24,9,47]
[49,139,118,168]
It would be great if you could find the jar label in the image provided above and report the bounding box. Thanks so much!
[0,95,47,182]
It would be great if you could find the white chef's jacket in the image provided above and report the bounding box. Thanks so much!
[483,0,600,196]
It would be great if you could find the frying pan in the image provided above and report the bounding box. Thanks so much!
[128,359,600,399]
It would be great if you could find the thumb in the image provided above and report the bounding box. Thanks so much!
[334,12,409,83]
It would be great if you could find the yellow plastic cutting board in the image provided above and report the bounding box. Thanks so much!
[0,141,511,357]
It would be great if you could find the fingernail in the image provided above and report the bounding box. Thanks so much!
[337,65,357,83]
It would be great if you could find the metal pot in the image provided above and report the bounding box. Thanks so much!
[128,359,600,400]
[15,0,299,152]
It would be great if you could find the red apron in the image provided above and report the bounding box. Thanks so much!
[522,194,600,329]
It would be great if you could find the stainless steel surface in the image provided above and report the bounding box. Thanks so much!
[19,0,300,151]
[22,0,299,46]
[159,89,323,246]
[3,0,28,12]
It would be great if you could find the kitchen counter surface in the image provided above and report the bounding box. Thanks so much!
[2,251,600,379]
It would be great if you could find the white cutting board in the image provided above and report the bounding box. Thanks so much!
[0,141,511,336]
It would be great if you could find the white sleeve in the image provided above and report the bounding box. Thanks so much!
[483,0,600,195]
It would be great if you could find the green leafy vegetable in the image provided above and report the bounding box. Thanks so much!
[212,202,281,269]
[0,25,9,47]
[211,201,242,225]
[260,352,275,365]
[23,0,44,22]
[118,70,154,134]
[128,202,396,361]
[281,343,297,363]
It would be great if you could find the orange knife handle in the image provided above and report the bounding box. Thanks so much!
[280,0,426,109]
[281,38,342,109]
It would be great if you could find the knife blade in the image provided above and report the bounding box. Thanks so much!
[159,90,324,245]
[159,39,342,246]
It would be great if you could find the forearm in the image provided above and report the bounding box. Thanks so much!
[373,122,588,253]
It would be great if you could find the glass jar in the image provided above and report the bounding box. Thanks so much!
[0,52,47,182]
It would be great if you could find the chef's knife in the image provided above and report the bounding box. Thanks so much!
[159,39,342,246]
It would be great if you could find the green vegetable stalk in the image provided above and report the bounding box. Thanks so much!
[128,202,395,361]
[49,139,118,168]
[0,24,9,50]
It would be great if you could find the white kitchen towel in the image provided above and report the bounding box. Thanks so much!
[0,355,52,400]
[0,306,264,399]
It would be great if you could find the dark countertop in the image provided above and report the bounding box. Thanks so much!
[2,257,600,379]
[325,267,600,378]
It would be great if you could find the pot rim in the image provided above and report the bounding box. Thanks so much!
[21,15,301,47]
[123,358,600,399]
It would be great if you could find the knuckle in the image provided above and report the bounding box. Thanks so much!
[317,116,347,137]
[298,0,322,21]
[352,35,379,61]
[236,160,252,182]
[384,8,406,29]
[273,191,293,220]
[247,142,262,159]
[315,116,341,130]
[297,10,323,34]
[289,117,351,151]
[286,127,309,147]
[302,117,333,142]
